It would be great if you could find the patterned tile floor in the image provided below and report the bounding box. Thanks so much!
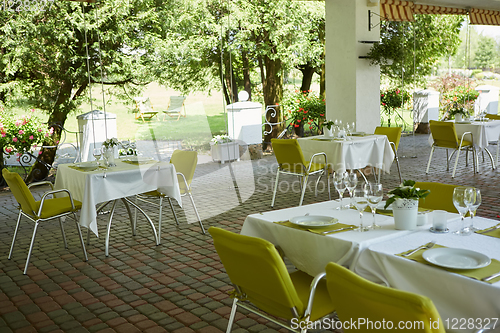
[0,133,499,333]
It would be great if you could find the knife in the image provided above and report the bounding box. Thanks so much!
[320,226,356,234]
[482,271,500,282]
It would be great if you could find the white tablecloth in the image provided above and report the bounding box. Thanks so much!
[55,160,182,237]
[354,216,500,333]
[297,135,395,173]
[241,200,421,276]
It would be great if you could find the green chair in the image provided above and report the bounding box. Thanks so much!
[271,138,330,207]
[136,150,206,240]
[209,227,334,333]
[374,126,403,183]
[324,261,445,333]
[485,114,500,166]
[3,168,88,274]
[427,120,476,178]
[414,182,459,213]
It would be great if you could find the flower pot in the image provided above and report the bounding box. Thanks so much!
[103,146,117,167]
[392,198,418,230]
[454,114,463,122]
[211,141,240,164]
[323,126,333,138]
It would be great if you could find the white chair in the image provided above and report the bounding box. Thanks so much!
[163,96,187,121]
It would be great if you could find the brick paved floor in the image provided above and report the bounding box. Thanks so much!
[0,133,499,333]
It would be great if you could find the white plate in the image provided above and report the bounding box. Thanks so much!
[378,201,392,211]
[289,215,339,229]
[422,248,491,270]
[75,162,99,171]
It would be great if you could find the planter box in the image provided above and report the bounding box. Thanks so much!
[210,142,240,164]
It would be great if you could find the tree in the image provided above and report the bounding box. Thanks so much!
[367,14,463,85]
[474,36,497,69]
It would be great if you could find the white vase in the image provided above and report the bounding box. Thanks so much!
[210,141,240,164]
[392,198,419,230]
[324,126,333,137]
[103,146,116,167]
[455,114,462,122]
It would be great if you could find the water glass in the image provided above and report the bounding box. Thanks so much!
[93,147,102,165]
[464,187,481,231]
[344,172,358,208]
[452,187,472,235]
[367,182,383,229]
[353,189,369,232]
[333,172,347,210]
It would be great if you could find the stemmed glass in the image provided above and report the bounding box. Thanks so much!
[344,172,358,208]
[452,187,472,235]
[465,187,481,231]
[353,189,369,232]
[332,172,347,210]
[367,182,383,229]
[93,147,102,166]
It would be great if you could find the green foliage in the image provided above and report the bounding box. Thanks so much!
[442,86,479,118]
[380,87,411,116]
[368,15,463,84]
[385,180,430,208]
[474,36,497,69]
[281,90,325,130]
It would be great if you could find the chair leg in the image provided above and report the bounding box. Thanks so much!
[299,175,309,206]
[394,152,402,183]
[158,196,163,240]
[271,171,280,207]
[9,211,23,260]
[187,192,206,235]
[73,212,88,262]
[452,148,461,178]
[426,147,435,174]
[59,217,68,249]
[446,149,450,171]
[24,221,40,275]
[226,298,239,333]
[167,197,180,225]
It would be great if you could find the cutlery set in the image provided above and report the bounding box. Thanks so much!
[402,241,436,257]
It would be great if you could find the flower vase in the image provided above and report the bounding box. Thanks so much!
[455,114,462,122]
[103,147,116,167]
[323,126,333,138]
[210,142,240,164]
[392,198,419,230]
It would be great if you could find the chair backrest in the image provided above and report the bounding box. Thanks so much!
[170,150,197,192]
[167,96,186,112]
[374,126,402,150]
[2,169,37,216]
[485,114,500,120]
[414,182,458,213]
[271,139,307,173]
[134,97,153,112]
[209,227,305,320]
[429,120,459,148]
[325,262,445,333]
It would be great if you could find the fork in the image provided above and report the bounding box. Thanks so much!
[477,223,500,234]
[402,241,436,257]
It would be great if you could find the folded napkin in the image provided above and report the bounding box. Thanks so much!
[361,206,431,217]
[274,220,356,235]
[397,244,500,284]
[68,165,102,172]
[312,138,335,142]
[475,223,500,239]
[122,159,157,165]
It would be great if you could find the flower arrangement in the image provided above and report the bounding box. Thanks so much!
[448,103,469,118]
[380,87,411,116]
[102,137,120,149]
[323,120,335,130]
[385,180,430,209]
[0,110,52,159]
[211,134,232,145]
[441,85,478,120]
[282,90,326,132]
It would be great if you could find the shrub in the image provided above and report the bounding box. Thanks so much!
[281,90,326,131]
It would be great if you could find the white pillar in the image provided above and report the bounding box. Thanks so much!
[325,0,381,133]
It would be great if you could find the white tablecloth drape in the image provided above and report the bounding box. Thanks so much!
[297,135,395,173]
[241,201,420,276]
[354,216,500,333]
[429,120,500,149]
[55,160,182,237]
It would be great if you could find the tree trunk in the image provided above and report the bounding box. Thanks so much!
[223,54,238,104]
[242,50,252,100]
[299,64,315,92]
[262,53,283,150]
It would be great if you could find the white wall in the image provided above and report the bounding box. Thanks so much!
[325,0,381,133]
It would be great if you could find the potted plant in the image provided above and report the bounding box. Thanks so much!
[323,120,335,137]
[380,87,411,127]
[281,90,326,137]
[385,180,430,230]
[102,137,120,167]
[448,103,469,122]
[210,134,239,164]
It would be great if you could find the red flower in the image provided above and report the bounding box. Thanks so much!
[294,124,299,128]
[320,114,324,117]
[381,94,384,97]
[297,119,301,123]
[382,102,386,106]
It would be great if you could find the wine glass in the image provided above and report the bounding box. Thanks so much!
[93,147,102,165]
[452,187,472,235]
[344,172,358,208]
[332,171,347,210]
[353,189,369,232]
[465,187,481,231]
[367,182,383,229]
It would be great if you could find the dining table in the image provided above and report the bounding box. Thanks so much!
[241,201,500,332]
[54,158,182,255]
[297,134,395,180]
